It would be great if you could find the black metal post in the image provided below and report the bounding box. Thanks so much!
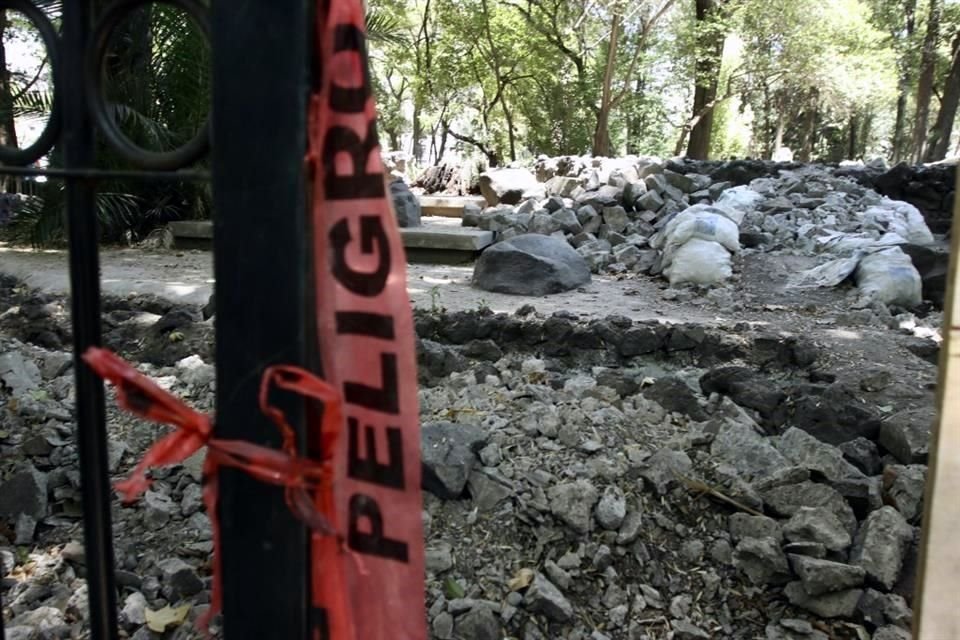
[62,1,119,638]
[211,1,313,638]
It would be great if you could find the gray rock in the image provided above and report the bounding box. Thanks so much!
[4,626,37,640]
[872,626,911,640]
[729,513,782,544]
[699,366,786,423]
[672,619,710,639]
[613,244,642,267]
[602,206,629,233]
[764,620,829,640]
[421,422,487,499]
[0,351,41,394]
[783,582,862,618]
[529,213,563,235]
[180,483,203,517]
[158,557,203,597]
[552,208,582,234]
[473,234,590,296]
[1,548,15,576]
[883,593,912,629]
[642,377,707,420]
[782,507,852,552]
[143,490,176,528]
[850,506,913,590]
[760,481,857,535]
[774,428,864,482]
[595,485,627,530]
[468,469,513,511]
[121,591,148,627]
[711,420,790,481]
[616,507,643,544]
[425,541,454,573]
[544,560,571,590]
[389,179,421,227]
[637,190,665,212]
[733,537,791,585]
[838,438,882,476]
[41,352,72,380]
[664,171,696,193]
[462,203,482,227]
[453,605,500,640]
[433,611,455,639]
[479,168,544,206]
[788,555,866,596]
[14,513,36,544]
[783,541,827,559]
[639,448,692,494]
[524,573,573,622]
[832,475,884,521]
[11,606,66,634]
[883,464,926,522]
[0,465,48,520]
[548,480,599,533]
[878,409,931,464]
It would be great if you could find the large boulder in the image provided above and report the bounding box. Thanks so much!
[472,234,591,296]
[479,168,544,206]
[389,179,421,227]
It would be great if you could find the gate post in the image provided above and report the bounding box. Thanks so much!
[62,2,119,638]
[210,1,313,637]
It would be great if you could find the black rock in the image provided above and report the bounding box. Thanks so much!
[700,366,786,426]
[472,234,591,296]
[421,422,488,499]
[389,179,422,227]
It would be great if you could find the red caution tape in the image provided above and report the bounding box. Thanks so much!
[307,0,426,636]
[82,347,352,634]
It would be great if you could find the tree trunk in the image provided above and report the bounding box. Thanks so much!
[685,0,725,160]
[0,10,17,153]
[847,114,858,160]
[925,32,960,162]
[892,0,917,163]
[411,101,424,163]
[798,90,819,162]
[912,0,943,163]
[592,13,620,157]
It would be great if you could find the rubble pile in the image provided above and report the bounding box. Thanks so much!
[0,270,939,639]
[462,157,946,310]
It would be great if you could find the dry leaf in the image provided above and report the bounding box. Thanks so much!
[508,567,535,591]
[145,604,191,632]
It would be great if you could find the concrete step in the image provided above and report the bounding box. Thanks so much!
[167,217,493,264]
[419,195,485,218]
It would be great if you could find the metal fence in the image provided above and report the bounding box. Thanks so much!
[0,1,315,638]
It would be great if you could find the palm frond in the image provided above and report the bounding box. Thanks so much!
[366,9,409,46]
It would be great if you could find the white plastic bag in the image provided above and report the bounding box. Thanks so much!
[662,238,733,286]
[660,208,740,255]
[855,247,923,307]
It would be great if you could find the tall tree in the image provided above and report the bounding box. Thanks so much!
[912,0,944,162]
[684,0,726,159]
[925,30,960,161]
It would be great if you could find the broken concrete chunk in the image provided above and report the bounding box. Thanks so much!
[547,480,599,533]
[878,409,932,464]
[760,481,857,536]
[732,537,791,586]
[882,464,926,523]
[729,513,782,544]
[782,507,851,552]
[421,422,488,499]
[850,506,914,590]
[788,555,865,596]
[523,572,573,622]
[773,427,865,482]
[784,582,862,618]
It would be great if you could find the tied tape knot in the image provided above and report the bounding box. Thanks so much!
[82,347,360,634]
